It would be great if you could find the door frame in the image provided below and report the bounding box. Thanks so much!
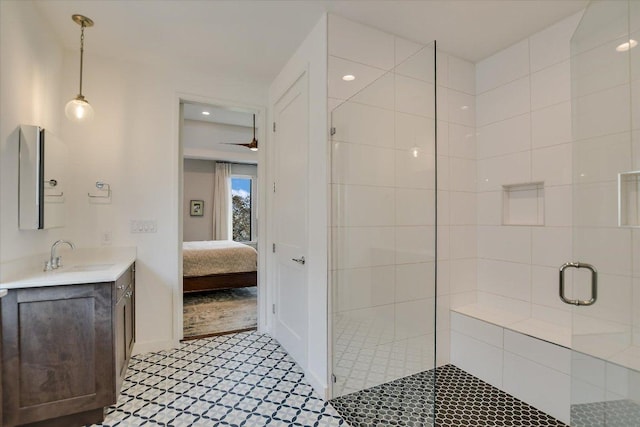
[174,92,268,343]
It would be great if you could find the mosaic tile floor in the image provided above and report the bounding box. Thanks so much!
[331,364,567,427]
[571,399,640,427]
[90,331,347,426]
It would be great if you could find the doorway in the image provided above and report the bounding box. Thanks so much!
[177,99,267,340]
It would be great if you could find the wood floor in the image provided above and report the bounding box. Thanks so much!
[183,286,257,338]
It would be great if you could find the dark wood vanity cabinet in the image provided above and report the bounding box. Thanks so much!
[1,264,135,427]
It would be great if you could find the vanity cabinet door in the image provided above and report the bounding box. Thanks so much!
[115,266,135,395]
[1,283,114,427]
[125,283,135,362]
[114,291,127,395]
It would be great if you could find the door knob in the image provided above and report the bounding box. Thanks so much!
[292,256,306,265]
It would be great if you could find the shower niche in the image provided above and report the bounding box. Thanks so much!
[502,182,544,226]
[618,171,640,227]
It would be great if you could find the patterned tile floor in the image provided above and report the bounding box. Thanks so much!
[88,330,634,427]
[331,364,567,427]
[91,331,347,426]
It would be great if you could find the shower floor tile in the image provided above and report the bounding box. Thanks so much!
[330,364,567,426]
[571,399,640,427]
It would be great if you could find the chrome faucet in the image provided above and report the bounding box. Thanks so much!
[44,240,75,271]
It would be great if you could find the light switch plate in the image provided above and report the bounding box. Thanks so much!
[130,220,157,233]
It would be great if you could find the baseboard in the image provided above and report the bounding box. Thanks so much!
[132,339,178,356]
[305,370,329,400]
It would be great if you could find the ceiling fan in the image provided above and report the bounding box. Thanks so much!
[222,114,258,151]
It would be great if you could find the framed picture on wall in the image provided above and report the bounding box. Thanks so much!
[190,200,204,217]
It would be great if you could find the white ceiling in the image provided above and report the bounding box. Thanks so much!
[183,103,256,128]
[35,0,587,85]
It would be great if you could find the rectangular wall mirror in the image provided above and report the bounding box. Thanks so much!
[19,125,68,230]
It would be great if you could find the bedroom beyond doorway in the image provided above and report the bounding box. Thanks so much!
[180,101,261,339]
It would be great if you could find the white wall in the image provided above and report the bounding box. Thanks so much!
[474,12,583,330]
[267,14,328,397]
[0,0,66,264]
[1,0,268,353]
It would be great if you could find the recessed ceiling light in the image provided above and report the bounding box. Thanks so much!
[342,74,355,81]
[616,39,637,52]
[202,111,210,116]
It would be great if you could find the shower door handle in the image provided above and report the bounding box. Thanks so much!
[559,262,598,306]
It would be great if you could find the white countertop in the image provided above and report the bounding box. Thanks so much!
[0,247,136,289]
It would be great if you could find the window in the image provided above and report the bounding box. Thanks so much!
[231,177,252,242]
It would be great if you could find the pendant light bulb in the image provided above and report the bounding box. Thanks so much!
[65,96,94,122]
[66,14,94,123]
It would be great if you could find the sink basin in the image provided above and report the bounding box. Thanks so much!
[66,264,115,272]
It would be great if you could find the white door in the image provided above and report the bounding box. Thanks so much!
[272,72,309,367]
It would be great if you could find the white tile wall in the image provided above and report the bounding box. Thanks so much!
[529,11,583,72]
[531,227,572,267]
[531,101,572,148]
[477,259,531,302]
[477,191,502,225]
[473,12,582,336]
[476,77,530,126]
[477,151,531,192]
[531,143,572,186]
[332,184,395,227]
[395,75,436,118]
[448,123,476,159]
[531,60,571,110]
[477,225,531,264]
[395,189,435,226]
[477,113,530,159]
[573,84,631,141]
[328,56,387,102]
[328,14,395,71]
[476,39,530,94]
[450,330,504,388]
[395,262,435,302]
[330,101,395,147]
[503,352,571,423]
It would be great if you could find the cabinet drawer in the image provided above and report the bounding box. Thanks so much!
[114,265,134,301]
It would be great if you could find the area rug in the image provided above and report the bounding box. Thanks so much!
[183,286,257,338]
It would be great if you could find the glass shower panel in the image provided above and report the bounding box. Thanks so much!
[570,1,640,424]
[330,41,437,410]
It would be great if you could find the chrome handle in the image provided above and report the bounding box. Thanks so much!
[292,256,306,265]
[125,290,133,299]
[117,284,126,290]
[559,262,598,306]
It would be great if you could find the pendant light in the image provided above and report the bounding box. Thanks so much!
[65,14,94,122]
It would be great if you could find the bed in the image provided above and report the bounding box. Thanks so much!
[183,240,257,293]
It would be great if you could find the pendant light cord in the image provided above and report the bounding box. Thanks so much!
[79,23,85,96]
